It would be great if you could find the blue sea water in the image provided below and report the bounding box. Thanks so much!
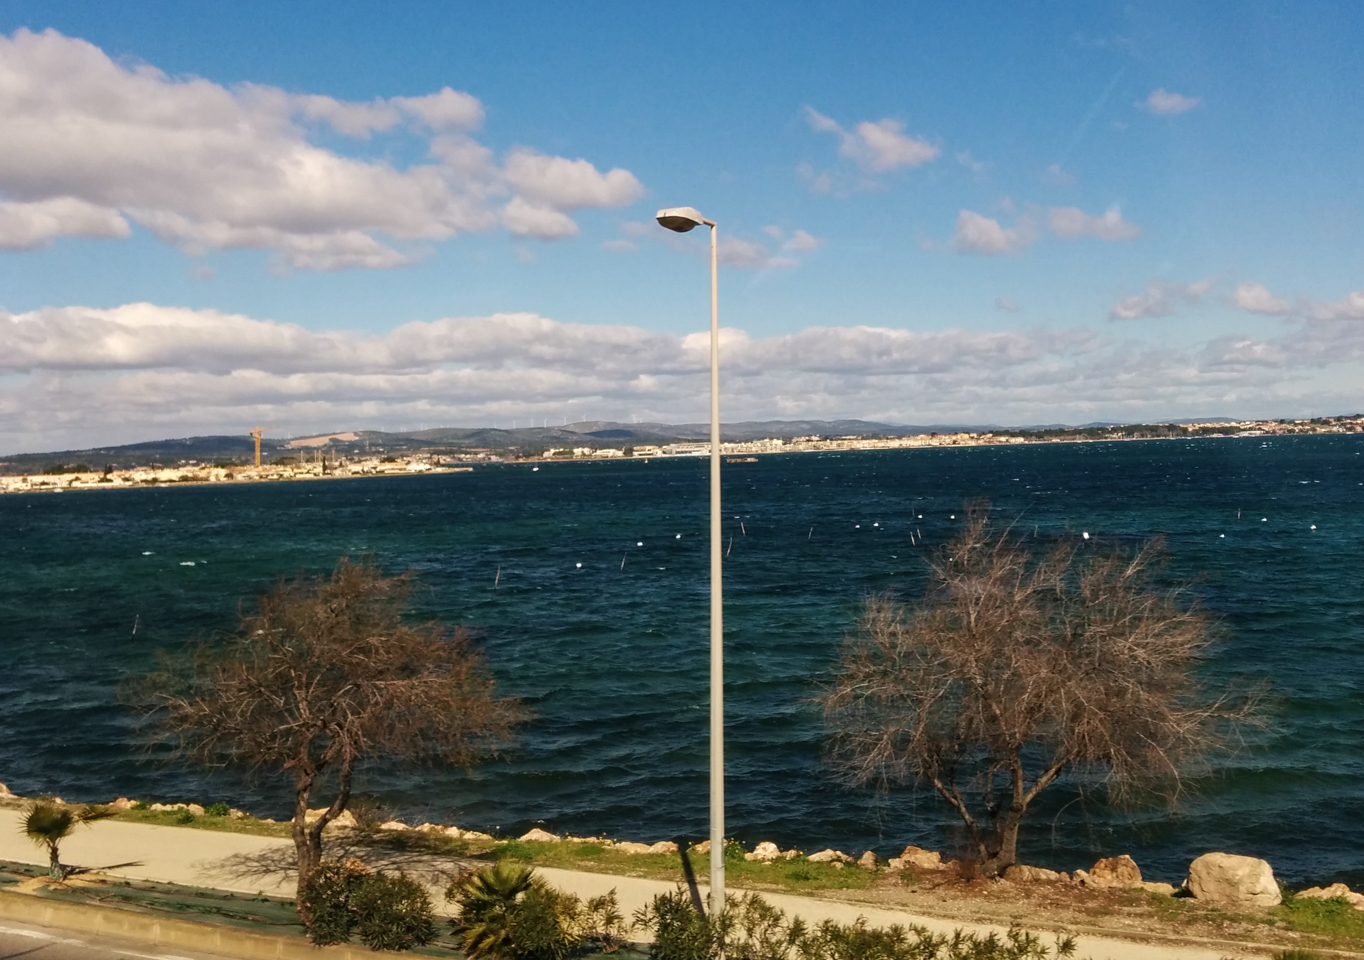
[1,436,1361,886]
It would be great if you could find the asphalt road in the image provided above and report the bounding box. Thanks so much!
[0,921,228,960]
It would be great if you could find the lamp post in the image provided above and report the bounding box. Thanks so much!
[656,206,724,915]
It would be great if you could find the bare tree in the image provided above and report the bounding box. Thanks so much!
[822,504,1260,876]
[135,558,524,909]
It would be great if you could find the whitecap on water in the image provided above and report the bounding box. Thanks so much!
[180,561,196,566]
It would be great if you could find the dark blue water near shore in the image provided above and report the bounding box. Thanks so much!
[2,436,1362,885]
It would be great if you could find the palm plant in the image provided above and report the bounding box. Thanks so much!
[22,798,114,879]
[449,862,539,959]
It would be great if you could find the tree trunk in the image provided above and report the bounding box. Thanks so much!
[48,842,62,880]
[981,808,1024,877]
[292,774,321,919]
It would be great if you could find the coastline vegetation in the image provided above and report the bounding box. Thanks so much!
[822,503,1264,876]
[126,558,525,913]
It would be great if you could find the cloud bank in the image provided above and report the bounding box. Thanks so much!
[0,29,643,269]
[5,301,1364,453]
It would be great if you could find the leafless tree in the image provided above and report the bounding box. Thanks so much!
[134,558,524,909]
[822,504,1261,876]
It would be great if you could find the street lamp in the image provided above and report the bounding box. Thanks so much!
[655,205,724,915]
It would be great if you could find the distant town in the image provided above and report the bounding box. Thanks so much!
[2,413,1361,493]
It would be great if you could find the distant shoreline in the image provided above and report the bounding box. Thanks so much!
[3,424,1362,496]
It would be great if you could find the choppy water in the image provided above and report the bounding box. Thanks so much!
[2,436,1361,885]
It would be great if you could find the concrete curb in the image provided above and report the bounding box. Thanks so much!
[0,888,378,959]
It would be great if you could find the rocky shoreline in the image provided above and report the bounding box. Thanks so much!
[4,781,1361,916]
[5,780,1358,921]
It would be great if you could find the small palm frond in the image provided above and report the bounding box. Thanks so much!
[450,863,539,960]
[23,800,76,846]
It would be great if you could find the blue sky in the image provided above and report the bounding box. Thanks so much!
[1,1,1362,451]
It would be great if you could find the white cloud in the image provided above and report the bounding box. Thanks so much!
[1307,289,1364,321]
[955,151,990,175]
[8,301,1364,452]
[805,107,940,173]
[763,226,822,253]
[1048,205,1141,241]
[995,296,1021,313]
[0,197,130,249]
[1109,278,1215,320]
[292,95,403,138]
[1231,282,1291,315]
[0,28,643,269]
[1139,88,1201,115]
[602,239,636,252]
[952,210,1034,255]
[391,88,485,131]
[717,237,797,270]
[796,162,834,194]
[501,197,579,239]
[1043,163,1076,186]
[502,150,643,210]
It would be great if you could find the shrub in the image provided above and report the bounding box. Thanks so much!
[174,808,196,824]
[205,802,230,817]
[352,872,438,951]
[299,858,436,951]
[633,890,1080,960]
[449,863,626,960]
[347,795,393,831]
[635,889,716,960]
[299,858,372,946]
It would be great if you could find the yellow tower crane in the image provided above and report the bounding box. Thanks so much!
[248,426,277,468]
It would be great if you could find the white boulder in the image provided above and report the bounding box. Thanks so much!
[807,849,853,863]
[378,820,410,832]
[649,840,679,854]
[897,846,943,871]
[1187,853,1281,908]
[519,828,560,842]
[745,842,781,862]
[1297,883,1364,910]
[1004,864,1066,883]
[1086,855,1143,889]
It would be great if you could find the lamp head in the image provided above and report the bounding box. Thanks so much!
[656,206,711,232]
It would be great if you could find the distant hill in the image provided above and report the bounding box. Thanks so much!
[0,416,1244,474]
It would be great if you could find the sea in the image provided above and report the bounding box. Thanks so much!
[2,435,1361,886]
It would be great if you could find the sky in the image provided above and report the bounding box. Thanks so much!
[0,1,1362,453]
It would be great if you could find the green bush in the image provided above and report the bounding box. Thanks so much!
[352,872,438,951]
[1272,950,1325,960]
[174,808,196,824]
[633,890,1080,960]
[205,802,230,817]
[448,863,626,960]
[299,858,372,945]
[299,858,437,951]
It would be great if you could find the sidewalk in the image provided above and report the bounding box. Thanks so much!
[0,809,1259,960]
